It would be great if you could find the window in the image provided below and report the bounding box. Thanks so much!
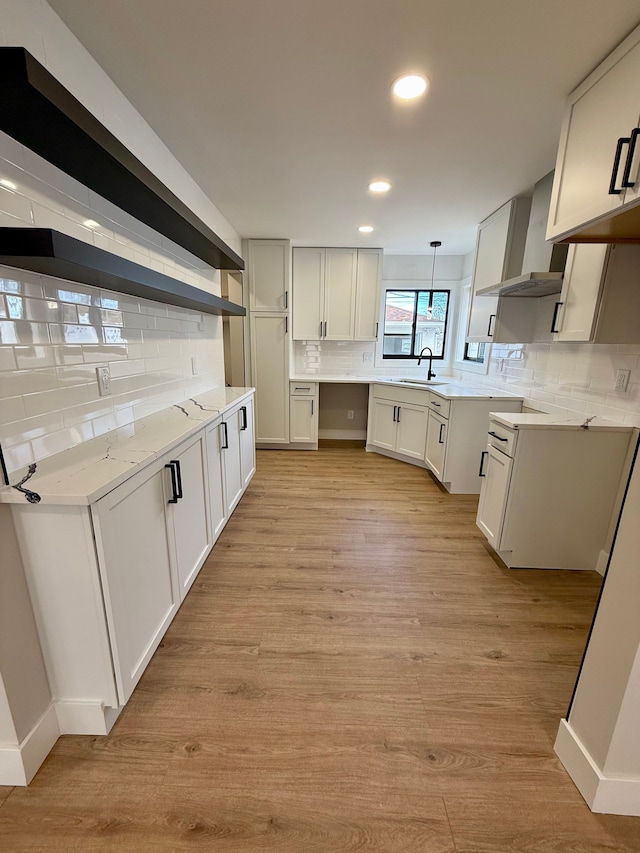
[463,342,486,363]
[382,289,450,359]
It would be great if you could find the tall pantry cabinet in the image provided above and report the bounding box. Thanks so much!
[244,239,291,446]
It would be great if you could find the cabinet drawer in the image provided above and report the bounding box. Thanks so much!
[487,420,517,456]
[290,381,318,396]
[428,393,451,419]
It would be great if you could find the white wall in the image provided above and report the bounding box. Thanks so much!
[0,0,241,477]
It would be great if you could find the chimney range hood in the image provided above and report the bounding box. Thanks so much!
[476,172,568,297]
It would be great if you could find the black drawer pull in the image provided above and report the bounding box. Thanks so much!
[165,462,179,504]
[431,401,441,407]
[550,301,563,334]
[240,405,248,431]
[609,136,629,195]
[438,423,445,444]
[171,460,183,499]
[221,421,229,449]
[488,431,508,442]
[478,451,488,477]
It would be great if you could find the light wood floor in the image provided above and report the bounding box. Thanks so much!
[2,448,639,852]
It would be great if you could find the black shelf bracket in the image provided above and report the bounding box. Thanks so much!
[0,47,244,271]
[0,228,245,317]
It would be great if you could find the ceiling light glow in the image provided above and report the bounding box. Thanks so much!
[359,225,374,233]
[392,74,428,100]
[369,180,391,193]
[0,179,17,190]
[83,219,100,229]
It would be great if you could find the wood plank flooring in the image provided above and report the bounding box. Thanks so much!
[2,447,640,851]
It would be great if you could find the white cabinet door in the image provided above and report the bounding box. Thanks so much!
[222,406,243,515]
[205,419,227,543]
[93,457,179,704]
[554,244,608,342]
[548,35,640,240]
[476,446,513,549]
[324,248,357,340]
[425,409,447,479]
[354,248,382,340]
[290,396,317,443]
[250,313,289,444]
[369,399,397,451]
[395,403,428,460]
[239,395,256,488]
[292,247,324,340]
[248,239,289,312]
[169,433,212,601]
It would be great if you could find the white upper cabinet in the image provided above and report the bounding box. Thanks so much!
[247,239,290,312]
[553,243,640,343]
[547,26,640,241]
[292,247,381,341]
[466,197,531,342]
[354,248,383,340]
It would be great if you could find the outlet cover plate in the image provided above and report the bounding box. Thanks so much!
[96,366,111,396]
[615,369,630,392]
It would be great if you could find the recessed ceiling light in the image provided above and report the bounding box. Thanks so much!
[392,74,429,100]
[369,180,391,194]
[359,225,374,233]
[83,219,100,229]
[0,179,17,190]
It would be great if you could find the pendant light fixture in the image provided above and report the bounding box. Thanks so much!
[429,240,441,320]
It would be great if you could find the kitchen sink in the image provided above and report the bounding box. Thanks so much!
[395,378,445,386]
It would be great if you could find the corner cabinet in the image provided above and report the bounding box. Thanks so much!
[367,385,429,461]
[466,197,531,343]
[292,247,382,341]
[547,25,640,242]
[10,394,255,729]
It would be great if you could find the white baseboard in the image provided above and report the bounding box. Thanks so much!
[0,703,59,785]
[319,429,367,440]
[596,549,609,576]
[555,719,640,816]
[55,700,121,735]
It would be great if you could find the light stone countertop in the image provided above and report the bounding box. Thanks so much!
[488,411,633,432]
[0,387,254,507]
[290,374,525,401]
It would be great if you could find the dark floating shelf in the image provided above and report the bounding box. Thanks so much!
[0,228,245,317]
[0,47,243,271]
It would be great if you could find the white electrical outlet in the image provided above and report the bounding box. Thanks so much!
[96,366,111,396]
[347,410,354,420]
[362,352,373,363]
[615,369,631,392]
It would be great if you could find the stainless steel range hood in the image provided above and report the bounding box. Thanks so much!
[476,172,569,297]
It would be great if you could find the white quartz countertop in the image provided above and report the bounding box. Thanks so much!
[0,387,254,507]
[290,375,524,401]
[489,412,633,432]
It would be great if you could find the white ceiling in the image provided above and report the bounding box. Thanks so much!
[48,0,640,256]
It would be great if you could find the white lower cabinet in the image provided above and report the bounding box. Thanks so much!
[476,418,633,570]
[290,396,318,443]
[367,386,429,460]
[10,393,256,731]
[424,409,448,480]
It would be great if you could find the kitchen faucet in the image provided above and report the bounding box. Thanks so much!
[417,346,436,380]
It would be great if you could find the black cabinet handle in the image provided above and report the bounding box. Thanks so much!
[438,423,445,444]
[375,322,379,336]
[311,399,314,416]
[431,401,441,407]
[609,136,629,195]
[488,431,508,442]
[319,322,323,338]
[392,405,397,422]
[487,313,496,337]
[324,321,327,337]
[550,301,563,334]
[478,451,488,477]
[622,127,640,188]
[221,421,229,449]
[284,290,288,309]
[240,405,248,431]
[285,316,288,334]
[396,406,401,423]
[165,462,179,504]
[171,460,183,499]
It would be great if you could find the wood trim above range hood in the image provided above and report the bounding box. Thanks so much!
[0,47,243,271]
[0,228,245,317]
